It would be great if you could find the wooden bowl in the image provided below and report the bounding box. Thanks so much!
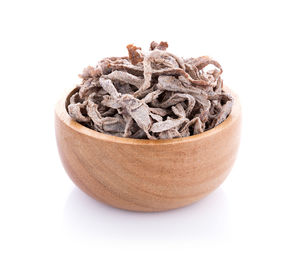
[55,88,241,212]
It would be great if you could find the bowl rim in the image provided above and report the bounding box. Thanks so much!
[55,87,241,146]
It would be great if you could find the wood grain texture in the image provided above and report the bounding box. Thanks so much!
[55,88,241,212]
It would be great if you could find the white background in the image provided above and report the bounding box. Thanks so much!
[0,0,299,254]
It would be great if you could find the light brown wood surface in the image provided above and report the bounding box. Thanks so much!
[55,88,242,212]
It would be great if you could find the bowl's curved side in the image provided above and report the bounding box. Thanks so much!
[55,90,241,212]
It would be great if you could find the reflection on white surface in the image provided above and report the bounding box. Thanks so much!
[63,187,230,241]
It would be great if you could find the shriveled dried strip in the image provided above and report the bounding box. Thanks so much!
[101,95,122,109]
[171,103,186,118]
[193,118,205,134]
[114,83,134,94]
[152,93,190,108]
[127,44,144,65]
[152,68,210,86]
[180,128,190,137]
[86,94,102,125]
[134,50,189,96]
[178,75,191,86]
[157,75,186,92]
[149,107,169,116]
[150,41,159,50]
[149,49,185,70]
[180,117,204,135]
[150,112,163,122]
[79,78,101,99]
[99,77,121,98]
[98,57,124,74]
[210,100,222,115]
[70,92,81,104]
[178,77,213,110]
[150,118,187,133]
[120,94,153,138]
[79,65,102,79]
[186,56,222,73]
[192,93,211,112]
[126,103,151,133]
[212,100,233,127]
[141,90,163,104]
[199,108,209,123]
[199,59,222,73]
[135,86,154,99]
[153,93,195,116]
[101,107,116,117]
[150,41,168,51]
[97,88,109,95]
[102,91,154,138]
[102,71,144,89]
[97,57,143,71]
[108,63,144,76]
[99,56,129,65]
[167,53,186,70]
[159,128,181,139]
[207,91,233,102]
[214,77,223,93]
[134,53,153,97]
[160,91,174,102]
[158,75,202,94]
[207,69,222,80]
[152,55,179,69]
[101,116,126,133]
[97,102,109,114]
[123,116,134,138]
[185,63,200,80]
[200,72,218,87]
[68,103,90,123]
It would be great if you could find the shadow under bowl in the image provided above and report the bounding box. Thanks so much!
[55,88,241,212]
